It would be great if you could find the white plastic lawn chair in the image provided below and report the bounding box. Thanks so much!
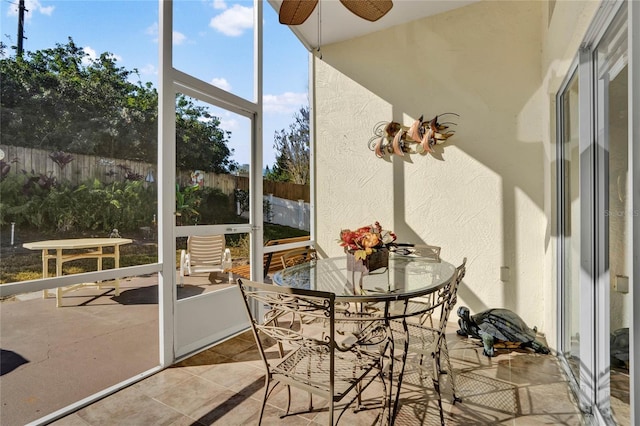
[179,234,226,286]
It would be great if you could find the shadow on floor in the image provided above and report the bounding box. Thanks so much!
[46,327,587,426]
[111,284,205,304]
[0,349,29,376]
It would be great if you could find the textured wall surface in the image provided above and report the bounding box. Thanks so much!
[312,0,599,339]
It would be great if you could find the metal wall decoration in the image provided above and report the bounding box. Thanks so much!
[368,113,459,158]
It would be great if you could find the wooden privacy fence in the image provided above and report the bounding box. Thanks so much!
[243,179,310,203]
[0,145,309,202]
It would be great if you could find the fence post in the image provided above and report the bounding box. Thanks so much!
[298,199,305,230]
[268,194,274,222]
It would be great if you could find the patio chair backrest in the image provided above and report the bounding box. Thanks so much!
[395,257,467,338]
[433,258,467,333]
[187,234,225,268]
[237,279,335,360]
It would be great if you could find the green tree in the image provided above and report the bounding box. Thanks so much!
[0,38,154,160]
[175,94,237,174]
[0,38,236,173]
[266,105,309,184]
[264,149,291,182]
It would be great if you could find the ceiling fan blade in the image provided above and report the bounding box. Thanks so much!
[339,0,393,22]
[279,0,319,25]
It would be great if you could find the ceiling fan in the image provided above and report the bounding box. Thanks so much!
[279,0,393,25]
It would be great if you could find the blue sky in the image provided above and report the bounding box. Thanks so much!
[1,0,309,168]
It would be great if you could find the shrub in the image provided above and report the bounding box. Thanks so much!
[0,173,157,234]
[198,187,238,224]
[0,172,54,228]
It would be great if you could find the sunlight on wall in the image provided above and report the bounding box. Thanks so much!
[517,86,545,143]
[514,186,546,321]
[314,0,546,326]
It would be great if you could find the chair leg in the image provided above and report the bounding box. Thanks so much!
[329,398,334,426]
[432,353,446,426]
[379,367,389,412]
[179,251,186,287]
[259,376,270,425]
[441,338,461,403]
[283,384,292,417]
[433,376,445,426]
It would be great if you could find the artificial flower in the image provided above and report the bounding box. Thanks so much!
[338,221,397,260]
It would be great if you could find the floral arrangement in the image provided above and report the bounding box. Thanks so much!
[339,221,397,261]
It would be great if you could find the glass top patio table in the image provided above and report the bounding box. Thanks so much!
[273,254,457,425]
[273,254,456,303]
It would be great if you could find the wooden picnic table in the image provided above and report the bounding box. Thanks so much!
[23,238,133,307]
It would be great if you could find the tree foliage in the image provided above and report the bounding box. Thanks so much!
[0,38,237,173]
[265,149,292,182]
[266,105,309,184]
[175,95,237,174]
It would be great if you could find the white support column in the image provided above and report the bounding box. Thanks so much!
[158,0,176,367]
[250,0,264,282]
[309,51,316,245]
[629,2,639,424]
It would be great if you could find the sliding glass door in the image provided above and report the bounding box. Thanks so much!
[559,70,581,392]
[594,10,630,423]
[557,3,633,424]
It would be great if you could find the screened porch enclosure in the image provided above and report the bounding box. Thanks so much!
[0,1,638,425]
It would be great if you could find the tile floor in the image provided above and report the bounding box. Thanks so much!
[51,326,585,425]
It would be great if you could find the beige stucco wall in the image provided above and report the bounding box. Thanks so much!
[312,0,600,344]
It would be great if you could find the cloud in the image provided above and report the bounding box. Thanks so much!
[209,4,253,37]
[145,23,188,45]
[127,63,157,85]
[145,22,158,37]
[212,0,227,10]
[139,64,158,76]
[7,0,54,20]
[82,46,98,65]
[220,116,239,133]
[210,77,231,91]
[173,31,187,45]
[264,92,308,114]
[81,46,122,66]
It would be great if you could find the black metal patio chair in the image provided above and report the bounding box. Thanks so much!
[236,278,387,425]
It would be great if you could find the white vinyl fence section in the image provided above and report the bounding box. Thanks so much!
[240,194,310,231]
[267,194,310,231]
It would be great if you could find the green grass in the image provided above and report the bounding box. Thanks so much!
[264,223,309,241]
[0,224,309,284]
[0,245,158,284]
